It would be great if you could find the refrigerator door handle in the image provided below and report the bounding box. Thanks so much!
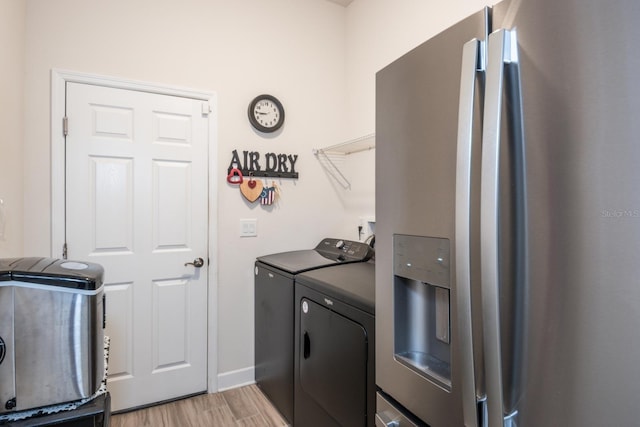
[480,28,523,427]
[455,36,485,427]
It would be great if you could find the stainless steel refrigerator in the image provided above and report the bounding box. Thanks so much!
[375,0,640,426]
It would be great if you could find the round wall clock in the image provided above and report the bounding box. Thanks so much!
[248,94,285,133]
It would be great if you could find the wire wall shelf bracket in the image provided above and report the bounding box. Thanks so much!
[312,133,375,189]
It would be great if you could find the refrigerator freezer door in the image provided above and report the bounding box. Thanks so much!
[489,0,640,425]
[375,8,488,427]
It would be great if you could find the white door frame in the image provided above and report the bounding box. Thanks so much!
[50,69,219,393]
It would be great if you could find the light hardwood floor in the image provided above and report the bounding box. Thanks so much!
[110,384,289,427]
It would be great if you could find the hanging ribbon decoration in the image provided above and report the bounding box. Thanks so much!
[260,181,279,206]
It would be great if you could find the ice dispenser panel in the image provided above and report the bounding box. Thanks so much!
[393,234,451,390]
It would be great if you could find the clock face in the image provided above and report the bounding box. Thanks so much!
[248,95,285,133]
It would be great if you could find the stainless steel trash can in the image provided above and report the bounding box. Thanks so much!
[0,257,105,413]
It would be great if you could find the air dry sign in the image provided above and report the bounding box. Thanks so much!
[227,149,299,179]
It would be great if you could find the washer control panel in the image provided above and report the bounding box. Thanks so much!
[315,238,374,262]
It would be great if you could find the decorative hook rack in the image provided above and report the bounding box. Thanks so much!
[226,167,298,179]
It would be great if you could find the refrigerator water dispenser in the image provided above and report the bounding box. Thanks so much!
[393,234,451,390]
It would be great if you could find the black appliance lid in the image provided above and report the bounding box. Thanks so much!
[256,249,340,274]
[256,238,374,274]
[296,260,375,314]
[0,257,104,290]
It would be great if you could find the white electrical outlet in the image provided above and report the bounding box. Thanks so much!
[358,216,375,242]
[240,219,258,237]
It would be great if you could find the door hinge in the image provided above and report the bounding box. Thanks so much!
[63,116,69,136]
[62,242,68,260]
[201,102,211,116]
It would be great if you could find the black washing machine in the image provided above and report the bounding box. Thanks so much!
[254,239,374,425]
[294,260,375,427]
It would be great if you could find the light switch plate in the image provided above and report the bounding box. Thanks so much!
[240,219,257,237]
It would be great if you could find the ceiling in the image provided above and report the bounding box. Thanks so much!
[324,0,354,7]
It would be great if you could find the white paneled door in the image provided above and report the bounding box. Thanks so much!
[64,82,209,411]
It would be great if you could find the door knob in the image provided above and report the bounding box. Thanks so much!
[184,257,204,268]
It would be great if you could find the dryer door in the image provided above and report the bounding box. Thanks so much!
[299,297,367,427]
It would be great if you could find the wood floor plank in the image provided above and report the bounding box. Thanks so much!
[243,385,289,427]
[167,399,205,427]
[184,392,228,412]
[222,387,260,420]
[110,384,288,427]
[177,393,228,426]
[205,404,238,425]
[140,402,174,426]
[236,414,272,427]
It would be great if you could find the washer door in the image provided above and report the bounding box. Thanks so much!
[299,297,367,427]
[254,264,294,424]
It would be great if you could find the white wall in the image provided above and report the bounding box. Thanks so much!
[337,0,491,236]
[22,0,349,386]
[345,0,490,135]
[0,0,25,257]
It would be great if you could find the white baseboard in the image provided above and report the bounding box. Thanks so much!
[216,366,255,392]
